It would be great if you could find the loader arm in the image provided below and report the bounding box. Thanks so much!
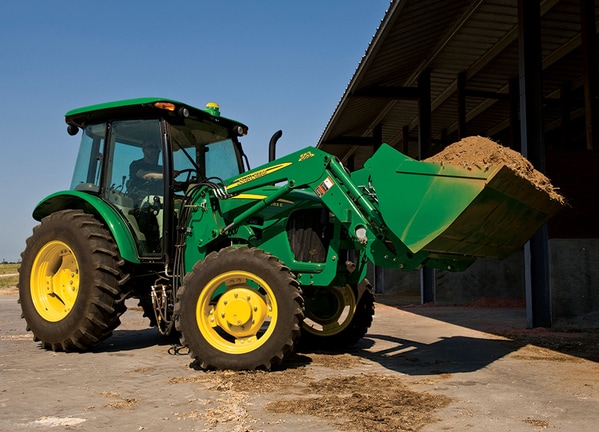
[224,148,385,234]
[183,144,562,276]
[184,146,445,274]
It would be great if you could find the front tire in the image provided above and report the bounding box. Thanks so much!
[175,247,303,370]
[18,210,127,351]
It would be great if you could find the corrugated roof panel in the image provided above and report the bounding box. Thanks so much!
[319,0,597,168]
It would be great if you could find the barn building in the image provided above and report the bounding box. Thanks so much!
[317,0,599,328]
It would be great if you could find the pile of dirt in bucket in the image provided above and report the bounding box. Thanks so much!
[425,136,566,204]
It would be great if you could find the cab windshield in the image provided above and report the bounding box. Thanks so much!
[169,118,244,181]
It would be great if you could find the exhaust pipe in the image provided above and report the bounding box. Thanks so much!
[268,130,283,162]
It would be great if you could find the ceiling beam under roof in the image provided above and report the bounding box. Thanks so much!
[351,86,420,100]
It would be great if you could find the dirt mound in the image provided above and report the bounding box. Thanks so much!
[425,136,565,204]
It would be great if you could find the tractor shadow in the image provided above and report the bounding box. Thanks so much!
[91,328,176,353]
[383,303,599,366]
[293,334,518,376]
[352,333,518,375]
[293,302,599,374]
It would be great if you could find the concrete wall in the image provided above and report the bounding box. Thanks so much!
[371,239,599,325]
[434,251,525,305]
[370,252,525,305]
[550,239,599,321]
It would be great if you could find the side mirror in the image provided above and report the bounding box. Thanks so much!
[67,124,79,136]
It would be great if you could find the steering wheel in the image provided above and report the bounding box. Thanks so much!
[174,169,200,191]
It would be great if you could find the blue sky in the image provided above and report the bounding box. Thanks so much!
[0,1,389,262]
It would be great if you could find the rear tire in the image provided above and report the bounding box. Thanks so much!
[300,284,375,349]
[18,210,127,351]
[175,247,303,370]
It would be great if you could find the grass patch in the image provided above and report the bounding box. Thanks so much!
[0,263,19,290]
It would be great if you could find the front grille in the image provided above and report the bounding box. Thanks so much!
[287,209,330,263]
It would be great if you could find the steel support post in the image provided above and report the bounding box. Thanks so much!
[418,69,435,303]
[518,0,552,328]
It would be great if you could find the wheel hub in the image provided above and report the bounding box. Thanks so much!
[214,288,269,338]
[30,241,80,322]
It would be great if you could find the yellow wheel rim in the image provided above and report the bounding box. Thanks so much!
[30,241,80,322]
[303,285,356,336]
[196,270,278,354]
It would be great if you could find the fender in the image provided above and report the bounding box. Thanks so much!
[32,190,140,263]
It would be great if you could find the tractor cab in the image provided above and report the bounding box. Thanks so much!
[66,98,249,259]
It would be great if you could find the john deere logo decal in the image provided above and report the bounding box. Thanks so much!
[227,162,292,190]
[298,151,315,161]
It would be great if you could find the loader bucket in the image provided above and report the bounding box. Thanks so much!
[358,144,563,259]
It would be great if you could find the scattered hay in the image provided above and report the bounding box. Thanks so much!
[206,368,310,394]
[169,355,451,431]
[524,417,551,428]
[266,373,451,432]
[308,353,368,370]
[104,398,139,409]
[101,391,139,409]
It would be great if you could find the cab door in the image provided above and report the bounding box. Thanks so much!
[103,119,165,257]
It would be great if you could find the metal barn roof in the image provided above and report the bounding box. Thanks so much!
[317,0,598,168]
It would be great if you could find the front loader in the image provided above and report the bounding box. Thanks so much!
[18,98,563,370]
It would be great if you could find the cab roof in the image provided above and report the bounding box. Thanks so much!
[65,97,248,132]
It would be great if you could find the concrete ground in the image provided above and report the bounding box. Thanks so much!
[1,291,598,431]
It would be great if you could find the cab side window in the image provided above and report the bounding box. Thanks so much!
[70,123,106,192]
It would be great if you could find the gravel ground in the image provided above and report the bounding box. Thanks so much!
[2,291,599,431]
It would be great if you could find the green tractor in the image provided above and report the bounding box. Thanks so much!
[18,98,562,370]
